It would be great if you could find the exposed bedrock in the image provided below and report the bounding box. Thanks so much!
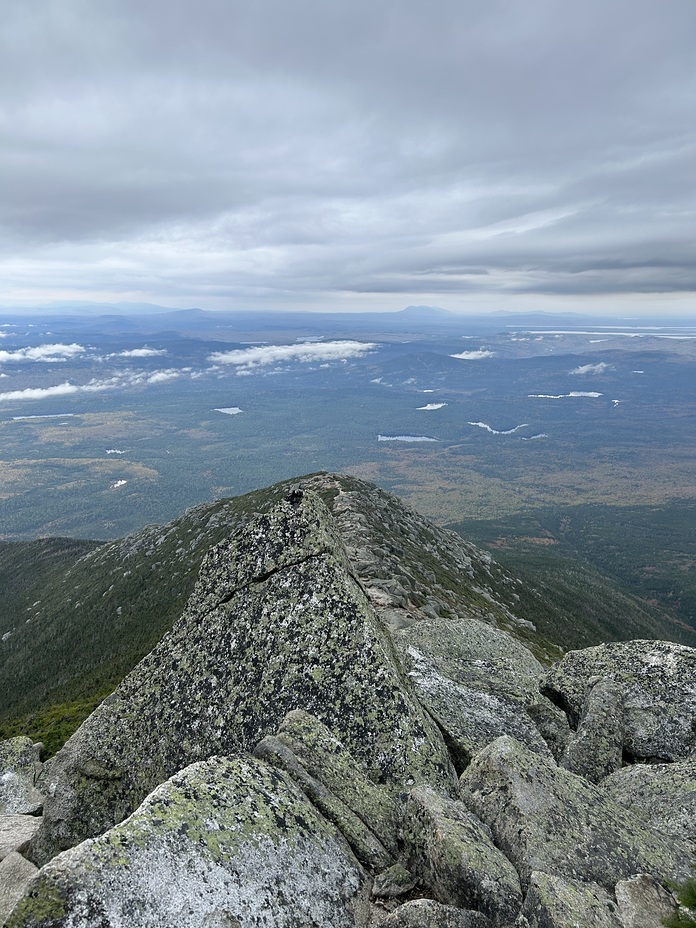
[542,639,696,762]
[7,756,370,928]
[459,735,692,892]
[33,491,454,863]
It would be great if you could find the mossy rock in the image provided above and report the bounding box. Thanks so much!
[8,755,369,928]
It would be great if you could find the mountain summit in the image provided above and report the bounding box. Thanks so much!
[1,475,694,927]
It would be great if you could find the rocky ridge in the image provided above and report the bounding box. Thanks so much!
[1,474,694,927]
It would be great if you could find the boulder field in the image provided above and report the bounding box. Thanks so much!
[1,477,693,927]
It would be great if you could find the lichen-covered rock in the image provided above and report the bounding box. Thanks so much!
[600,760,696,842]
[253,733,393,870]
[392,616,544,705]
[403,786,522,927]
[518,871,621,928]
[614,873,678,927]
[459,736,692,892]
[0,816,42,861]
[542,640,696,761]
[392,617,561,767]
[0,739,43,815]
[273,710,400,856]
[35,492,454,862]
[380,898,490,927]
[0,852,38,927]
[524,701,571,763]
[371,863,417,899]
[292,475,562,670]
[398,643,551,771]
[561,679,624,783]
[7,755,369,928]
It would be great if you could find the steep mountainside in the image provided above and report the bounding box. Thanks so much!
[1,474,693,758]
[449,500,696,641]
[1,482,694,927]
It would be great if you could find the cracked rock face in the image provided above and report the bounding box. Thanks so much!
[34,491,454,863]
[7,756,369,928]
[560,678,624,783]
[257,709,400,862]
[403,786,522,926]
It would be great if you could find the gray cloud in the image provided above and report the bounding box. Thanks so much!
[1,0,695,313]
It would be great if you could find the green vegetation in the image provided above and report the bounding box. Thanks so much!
[5,471,691,759]
[0,692,111,759]
[449,499,696,645]
[0,477,327,741]
[664,867,696,927]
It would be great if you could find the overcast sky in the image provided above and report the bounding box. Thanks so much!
[2,0,695,315]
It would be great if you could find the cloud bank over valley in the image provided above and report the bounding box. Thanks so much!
[208,341,377,371]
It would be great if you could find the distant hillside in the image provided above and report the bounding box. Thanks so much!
[449,499,696,646]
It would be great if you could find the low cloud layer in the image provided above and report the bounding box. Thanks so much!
[114,348,168,358]
[0,368,181,403]
[208,340,377,371]
[451,350,495,360]
[0,344,86,363]
[570,362,611,375]
[2,1,695,314]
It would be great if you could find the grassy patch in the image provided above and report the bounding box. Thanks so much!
[0,691,112,759]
